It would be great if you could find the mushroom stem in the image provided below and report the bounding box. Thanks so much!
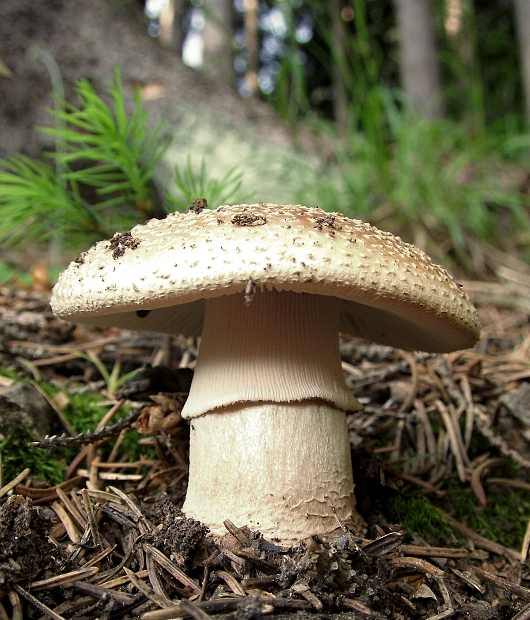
[181,291,360,543]
[182,291,358,418]
[184,402,355,542]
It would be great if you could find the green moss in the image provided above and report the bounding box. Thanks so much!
[63,391,155,462]
[0,385,156,485]
[63,392,109,434]
[388,493,457,544]
[0,427,66,485]
[388,474,530,550]
[0,367,62,399]
[442,480,530,549]
[467,429,497,459]
[0,366,25,382]
[120,429,156,462]
[0,372,66,484]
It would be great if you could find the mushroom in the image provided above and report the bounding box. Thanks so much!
[51,203,480,544]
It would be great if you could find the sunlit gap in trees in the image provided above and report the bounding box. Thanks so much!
[144,0,314,96]
[445,0,464,37]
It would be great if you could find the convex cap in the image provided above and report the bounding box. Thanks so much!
[51,203,480,352]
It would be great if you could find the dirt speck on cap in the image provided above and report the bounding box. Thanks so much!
[315,214,341,237]
[73,251,87,266]
[108,231,141,259]
[189,198,208,214]
[231,213,267,227]
[0,496,60,594]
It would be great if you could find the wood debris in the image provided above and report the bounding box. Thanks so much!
[0,282,529,619]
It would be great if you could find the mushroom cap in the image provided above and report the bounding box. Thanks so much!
[51,203,480,353]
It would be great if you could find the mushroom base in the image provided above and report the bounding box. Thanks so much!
[183,401,359,544]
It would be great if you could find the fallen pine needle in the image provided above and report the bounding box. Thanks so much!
[0,468,30,498]
[474,568,530,600]
[13,585,65,620]
[521,519,530,563]
[437,509,520,561]
[390,557,445,577]
[29,567,99,591]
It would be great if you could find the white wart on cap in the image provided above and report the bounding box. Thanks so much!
[51,204,480,543]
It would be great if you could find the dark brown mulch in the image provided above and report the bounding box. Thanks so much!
[0,496,61,594]
[0,284,529,618]
[0,489,525,619]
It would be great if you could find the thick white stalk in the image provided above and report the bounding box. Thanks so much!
[184,401,356,542]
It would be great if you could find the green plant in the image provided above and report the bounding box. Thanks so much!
[389,474,530,549]
[0,428,66,485]
[0,367,25,382]
[62,391,154,462]
[168,157,251,210]
[0,70,165,247]
[0,68,248,254]
[62,391,110,434]
[45,71,168,214]
[388,493,457,544]
[119,428,156,463]
[292,102,529,262]
[82,351,142,400]
[0,371,154,478]
[0,261,33,287]
[442,477,530,549]
[0,155,106,247]
[267,1,529,262]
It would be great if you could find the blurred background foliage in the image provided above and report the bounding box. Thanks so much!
[0,0,528,282]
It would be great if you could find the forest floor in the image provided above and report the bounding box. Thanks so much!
[0,281,529,620]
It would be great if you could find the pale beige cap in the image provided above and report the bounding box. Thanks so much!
[51,203,480,352]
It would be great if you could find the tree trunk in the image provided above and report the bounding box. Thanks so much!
[159,0,187,55]
[393,0,444,119]
[445,0,484,131]
[244,0,259,97]
[515,0,530,123]
[202,0,234,88]
[329,0,349,135]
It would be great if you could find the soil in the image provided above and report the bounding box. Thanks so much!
[108,231,141,259]
[189,198,208,214]
[314,214,341,235]
[144,495,209,567]
[0,285,529,618]
[0,496,61,594]
[231,213,267,226]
